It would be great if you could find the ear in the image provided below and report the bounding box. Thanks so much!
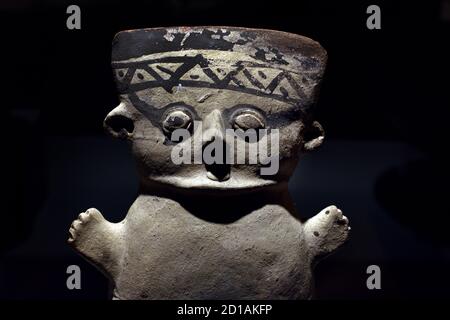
[303,121,325,152]
[103,102,135,139]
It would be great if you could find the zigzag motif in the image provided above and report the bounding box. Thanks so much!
[112,54,307,104]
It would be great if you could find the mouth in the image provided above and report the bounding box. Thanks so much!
[205,163,231,181]
[202,137,231,182]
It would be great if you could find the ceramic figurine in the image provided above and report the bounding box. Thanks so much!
[68,26,350,299]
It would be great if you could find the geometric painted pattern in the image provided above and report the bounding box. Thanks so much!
[112,52,308,104]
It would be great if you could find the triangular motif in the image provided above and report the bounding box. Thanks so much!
[179,64,214,83]
[152,63,184,80]
[130,69,156,83]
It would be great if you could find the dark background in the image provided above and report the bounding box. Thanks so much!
[1,0,449,299]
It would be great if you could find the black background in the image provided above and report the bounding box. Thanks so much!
[1,0,450,299]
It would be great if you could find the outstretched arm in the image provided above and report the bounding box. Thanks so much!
[68,208,123,280]
[303,205,350,263]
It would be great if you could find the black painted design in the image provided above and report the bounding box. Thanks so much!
[112,54,307,105]
[112,29,253,61]
[252,47,289,65]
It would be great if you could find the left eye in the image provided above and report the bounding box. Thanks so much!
[232,110,266,130]
[162,110,193,134]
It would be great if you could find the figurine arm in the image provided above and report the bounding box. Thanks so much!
[303,205,350,262]
[68,208,123,280]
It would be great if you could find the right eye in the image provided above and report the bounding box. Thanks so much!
[162,109,193,134]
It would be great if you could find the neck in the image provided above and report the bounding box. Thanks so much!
[139,180,290,200]
[137,180,298,223]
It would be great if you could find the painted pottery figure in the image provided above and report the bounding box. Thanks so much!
[68,27,350,299]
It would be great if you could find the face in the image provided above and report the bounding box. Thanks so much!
[105,86,323,191]
[106,27,326,191]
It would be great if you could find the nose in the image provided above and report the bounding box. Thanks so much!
[103,102,135,139]
[201,109,230,182]
[202,109,225,144]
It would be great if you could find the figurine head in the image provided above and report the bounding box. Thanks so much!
[104,27,327,191]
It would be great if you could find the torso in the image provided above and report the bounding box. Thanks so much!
[113,193,313,299]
